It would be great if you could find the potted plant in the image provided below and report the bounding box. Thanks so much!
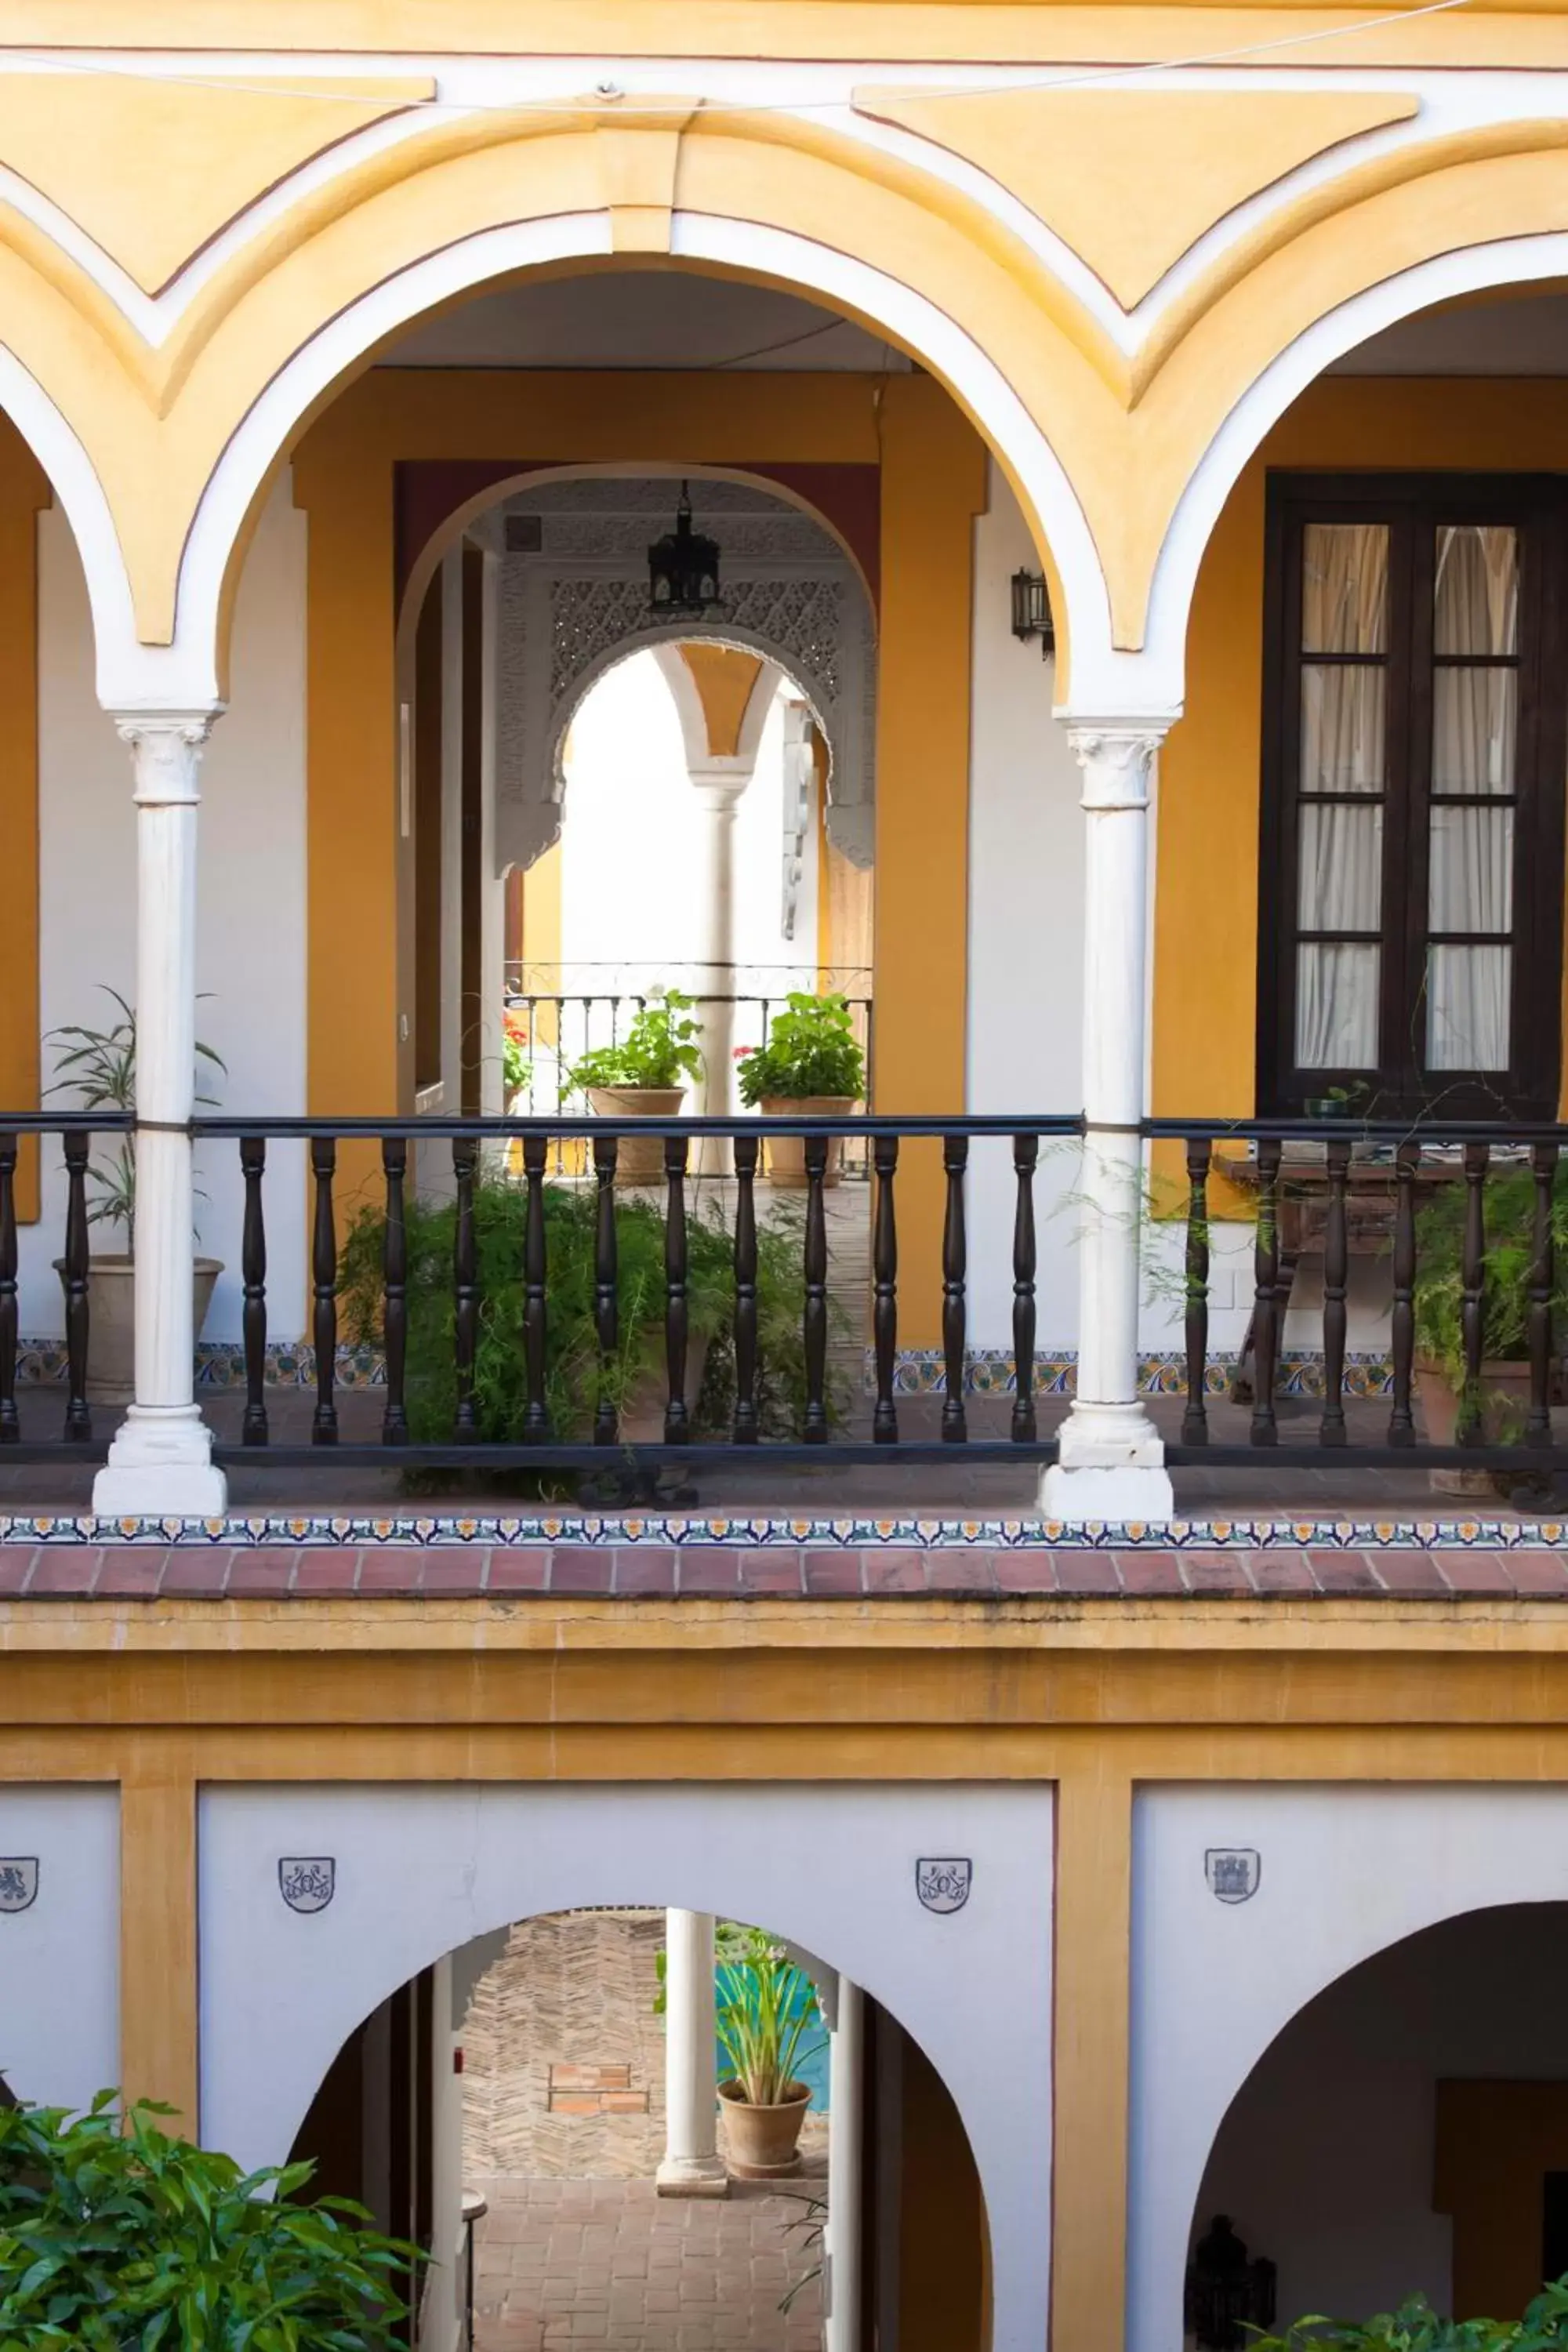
[564,989,703,1185]
[736,992,866,1189]
[45,989,226,1406]
[1250,2278,1568,2352]
[713,1924,823,2180]
[503,1006,532,1115]
[0,2090,418,2347]
[1412,1158,1568,1496]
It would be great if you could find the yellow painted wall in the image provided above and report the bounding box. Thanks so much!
[0,420,49,1221]
[1153,377,1568,1205]
[875,378,988,1334]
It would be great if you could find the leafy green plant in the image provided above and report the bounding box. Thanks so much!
[736,992,865,1106]
[502,1007,532,1098]
[0,2091,418,2350]
[45,988,226,1247]
[1250,2280,1568,2352]
[713,1925,824,2108]
[337,1170,837,1447]
[564,990,703,1094]
[1413,1159,1568,1393]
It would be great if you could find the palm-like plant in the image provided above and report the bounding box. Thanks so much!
[45,989,225,1248]
[714,1924,823,2107]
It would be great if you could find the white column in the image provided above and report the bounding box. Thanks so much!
[825,1974,865,2352]
[1040,720,1174,1524]
[93,713,227,1519]
[688,768,749,1173]
[656,1907,728,2198]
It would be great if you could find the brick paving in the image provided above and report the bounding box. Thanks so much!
[470,2173,826,2352]
[5,1539,1568,1596]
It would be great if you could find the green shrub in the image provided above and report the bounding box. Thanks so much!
[736,993,865,1105]
[1413,1159,1568,1390]
[339,1170,837,1446]
[564,990,703,1094]
[0,2092,416,2350]
[1252,2281,1568,2352]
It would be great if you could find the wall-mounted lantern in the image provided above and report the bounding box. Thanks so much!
[1184,2216,1276,2352]
[1010,568,1055,657]
[648,483,722,617]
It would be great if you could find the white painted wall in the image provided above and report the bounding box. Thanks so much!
[0,1785,119,2112]
[198,1780,1052,2352]
[966,458,1084,1349]
[30,479,308,1342]
[1197,1901,1568,2326]
[1130,1786,1568,2352]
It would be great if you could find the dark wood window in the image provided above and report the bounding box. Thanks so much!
[1259,474,1568,1118]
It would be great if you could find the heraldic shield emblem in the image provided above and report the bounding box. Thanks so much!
[1205,1848,1261,1904]
[916,1858,972,1915]
[279,1858,336,1915]
[0,1860,38,1915]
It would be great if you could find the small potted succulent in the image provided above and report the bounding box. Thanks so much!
[45,989,226,1405]
[736,993,866,1189]
[712,1925,823,2181]
[564,989,704,1185]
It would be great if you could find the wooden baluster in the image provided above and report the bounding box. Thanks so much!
[523,1133,550,1439]
[1011,1134,1039,1443]
[0,1133,17,1444]
[1181,1137,1210,1446]
[453,1138,478,1441]
[593,1134,619,1445]
[310,1136,338,1444]
[1319,1138,1350,1446]
[664,1134,690,1444]
[1388,1142,1418,1446]
[732,1134,760,1444]
[1529,1142,1559,1449]
[872,1133,899,1445]
[381,1135,409,1444]
[1457,1140,1490,1447]
[1249,1138,1282,1447]
[240,1136,268,1446]
[803,1133,830,1443]
[62,1130,91,1441]
[941,1134,968,1444]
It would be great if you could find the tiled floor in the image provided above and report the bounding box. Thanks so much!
[0,1382,1556,1523]
[470,2173,826,2352]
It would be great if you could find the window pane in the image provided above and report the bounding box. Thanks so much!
[1432,668,1515,795]
[1301,665,1385,793]
[1428,805,1513,934]
[1296,944,1380,1069]
[1298,803,1383,931]
[1434,525,1518,655]
[1426,945,1512,1070]
[1302,523,1388,653]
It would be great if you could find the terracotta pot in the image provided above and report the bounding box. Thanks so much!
[718,2078,811,2180]
[1414,1352,1533,1497]
[586,1087,687,1186]
[758,1097,858,1189]
[55,1254,223,1406]
[618,1334,713,1443]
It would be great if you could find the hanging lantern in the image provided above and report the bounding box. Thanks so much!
[1184,2216,1276,2352]
[648,482,722,617]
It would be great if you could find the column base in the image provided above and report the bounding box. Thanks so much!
[1041,1400,1174,1524]
[655,2154,730,2199]
[93,1406,228,1519]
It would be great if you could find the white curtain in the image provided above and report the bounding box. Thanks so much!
[1295,524,1388,1069]
[1426,525,1515,1072]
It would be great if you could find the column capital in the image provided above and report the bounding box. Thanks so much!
[1065,720,1172,813]
[112,710,222,807]
[686,760,753,807]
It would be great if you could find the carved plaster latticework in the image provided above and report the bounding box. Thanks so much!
[493,478,876,873]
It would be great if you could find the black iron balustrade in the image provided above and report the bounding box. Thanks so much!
[1146,1115,1568,1472]
[0,1112,131,1450]
[181,1109,1074,1472]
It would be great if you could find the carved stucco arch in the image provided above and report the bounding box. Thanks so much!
[493,474,874,877]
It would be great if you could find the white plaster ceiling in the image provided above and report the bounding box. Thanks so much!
[379,267,915,371]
